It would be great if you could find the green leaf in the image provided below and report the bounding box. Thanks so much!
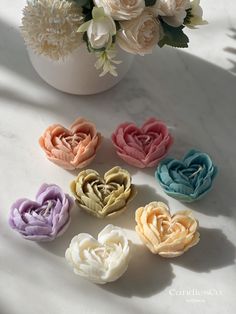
[112,35,116,44]
[115,21,121,31]
[83,32,92,53]
[82,32,106,53]
[158,20,189,48]
[72,0,91,7]
[145,0,157,6]
[84,0,93,10]
[184,8,193,25]
[83,12,92,22]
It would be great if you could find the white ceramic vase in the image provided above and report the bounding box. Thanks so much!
[28,44,134,95]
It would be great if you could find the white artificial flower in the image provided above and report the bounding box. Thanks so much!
[151,0,191,27]
[118,9,162,55]
[94,0,145,21]
[95,46,122,77]
[21,0,84,60]
[78,7,116,50]
[185,0,208,28]
[65,225,131,284]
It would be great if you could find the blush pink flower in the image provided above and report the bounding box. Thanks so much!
[111,118,173,168]
[39,118,102,170]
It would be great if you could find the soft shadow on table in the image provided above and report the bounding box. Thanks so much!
[114,184,168,231]
[181,180,227,217]
[129,184,168,212]
[38,207,108,257]
[0,19,39,83]
[64,138,138,177]
[1,18,236,123]
[171,227,236,272]
[101,227,236,297]
[0,296,13,314]
[224,28,236,74]
[100,244,175,298]
[140,166,230,218]
[93,137,138,176]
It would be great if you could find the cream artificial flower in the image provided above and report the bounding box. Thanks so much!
[118,9,162,55]
[135,202,200,257]
[65,224,131,284]
[151,0,191,27]
[94,0,145,21]
[21,0,84,60]
[95,46,122,77]
[78,7,116,50]
[184,0,208,28]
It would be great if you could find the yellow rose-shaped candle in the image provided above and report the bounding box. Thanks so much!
[70,166,136,218]
[135,202,200,257]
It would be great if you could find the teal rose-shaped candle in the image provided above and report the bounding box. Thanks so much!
[156,149,218,202]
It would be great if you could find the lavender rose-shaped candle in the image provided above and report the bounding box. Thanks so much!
[9,184,74,241]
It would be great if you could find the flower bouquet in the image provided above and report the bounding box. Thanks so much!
[21,0,206,93]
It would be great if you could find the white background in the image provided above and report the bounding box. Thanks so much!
[0,1,236,314]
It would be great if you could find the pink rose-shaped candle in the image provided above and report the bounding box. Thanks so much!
[111,118,173,168]
[39,118,102,170]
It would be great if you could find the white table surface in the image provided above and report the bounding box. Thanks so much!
[0,1,236,314]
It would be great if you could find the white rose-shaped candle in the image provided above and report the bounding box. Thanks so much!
[78,7,116,50]
[118,9,162,55]
[65,225,131,284]
[94,0,145,21]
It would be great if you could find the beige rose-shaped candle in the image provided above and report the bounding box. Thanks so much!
[39,118,102,170]
[135,202,200,257]
[94,0,145,21]
[117,9,162,55]
[70,166,136,218]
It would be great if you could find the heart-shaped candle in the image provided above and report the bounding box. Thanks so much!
[156,149,218,202]
[65,224,131,284]
[70,166,136,218]
[111,117,173,168]
[39,118,102,170]
[135,202,200,257]
[9,184,74,241]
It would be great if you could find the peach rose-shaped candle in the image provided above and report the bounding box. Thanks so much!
[111,118,173,168]
[135,202,200,257]
[39,118,102,170]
